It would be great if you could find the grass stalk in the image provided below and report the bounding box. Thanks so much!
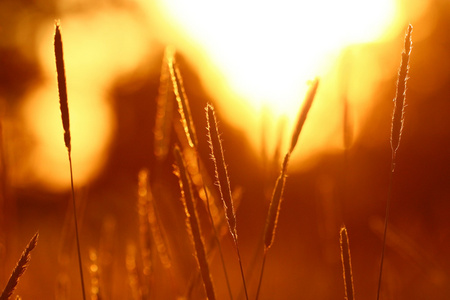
[0,232,38,300]
[54,22,86,300]
[205,104,238,241]
[167,52,198,149]
[256,79,319,299]
[154,47,175,162]
[167,54,233,298]
[340,226,355,300]
[390,25,413,162]
[200,158,234,300]
[289,78,319,153]
[255,154,289,300]
[174,146,216,300]
[141,169,172,270]
[376,24,413,300]
[206,104,249,300]
[263,153,290,252]
[255,250,267,300]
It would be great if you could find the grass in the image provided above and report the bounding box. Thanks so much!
[0,232,38,300]
[377,24,413,300]
[340,226,354,300]
[54,22,86,300]
[0,23,415,299]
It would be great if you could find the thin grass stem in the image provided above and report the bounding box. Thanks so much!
[174,146,216,300]
[340,226,355,300]
[168,52,198,149]
[166,53,233,297]
[377,24,412,300]
[54,22,86,300]
[376,166,394,300]
[255,250,267,300]
[68,154,86,300]
[206,104,249,300]
[198,156,234,300]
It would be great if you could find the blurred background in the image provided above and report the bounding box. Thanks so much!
[1,0,450,298]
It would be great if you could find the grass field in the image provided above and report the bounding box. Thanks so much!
[1,1,450,299]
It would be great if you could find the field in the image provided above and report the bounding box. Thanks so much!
[1,1,450,299]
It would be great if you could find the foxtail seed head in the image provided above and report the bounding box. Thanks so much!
[168,53,198,149]
[54,22,71,153]
[206,104,238,242]
[289,78,319,154]
[390,25,413,159]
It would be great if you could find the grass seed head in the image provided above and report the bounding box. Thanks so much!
[54,22,71,153]
[390,24,413,158]
[168,53,198,149]
[173,146,216,300]
[1,232,39,300]
[206,104,238,242]
[154,47,175,161]
[263,153,290,250]
[289,78,319,154]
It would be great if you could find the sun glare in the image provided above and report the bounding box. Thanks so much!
[154,0,398,166]
[16,0,421,190]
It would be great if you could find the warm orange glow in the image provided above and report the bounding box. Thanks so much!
[15,1,429,190]
[152,0,403,168]
[19,10,153,191]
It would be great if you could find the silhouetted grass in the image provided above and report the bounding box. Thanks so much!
[0,22,415,300]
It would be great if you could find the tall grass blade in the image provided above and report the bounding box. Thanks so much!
[139,169,172,269]
[168,51,198,149]
[377,24,413,300]
[0,232,38,300]
[54,22,71,153]
[154,47,175,162]
[54,22,86,300]
[170,62,233,298]
[289,78,319,153]
[255,154,289,300]
[206,104,237,241]
[257,80,319,299]
[340,226,355,300]
[390,25,413,162]
[174,146,216,300]
[206,104,249,300]
[263,153,290,251]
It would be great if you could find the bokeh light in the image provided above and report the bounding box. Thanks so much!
[17,9,154,190]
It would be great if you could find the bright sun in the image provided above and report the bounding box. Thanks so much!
[18,0,407,190]
[154,0,397,166]
[158,0,395,111]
